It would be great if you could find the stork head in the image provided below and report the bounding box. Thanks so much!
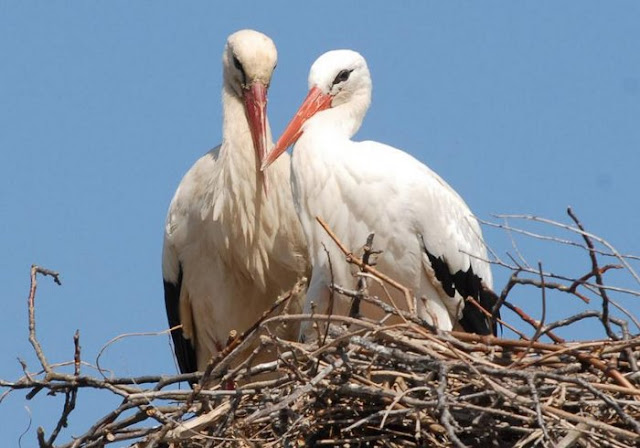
[223,29,277,169]
[261,50,371,170]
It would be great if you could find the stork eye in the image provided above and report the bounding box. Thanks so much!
[332,69,353,85]
[232,55,244,72]
[232,54,247,86]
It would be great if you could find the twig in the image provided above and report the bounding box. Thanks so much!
[28,265,62,374]
[316,216,416,315]
[567,207,618,340]
[350,233,379,319]
[436,364,465,448]
[491,213,640,285]
[321,242,335,346]
[531,261,548,346]
[528,375,551,443]
[200,285,299,385]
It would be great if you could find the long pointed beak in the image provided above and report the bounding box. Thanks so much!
[261,86,332,171]
[243,82,269,168]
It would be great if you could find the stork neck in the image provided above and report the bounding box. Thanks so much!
[215,83,272,203]
[220,84,261,167]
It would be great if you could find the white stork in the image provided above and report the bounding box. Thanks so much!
[262,50,498,340]
[162,30,308,375]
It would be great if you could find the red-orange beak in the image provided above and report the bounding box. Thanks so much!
[243,82,269,168]
[261,86,332,171]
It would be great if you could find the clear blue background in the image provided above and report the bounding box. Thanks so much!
[1,2,639,445]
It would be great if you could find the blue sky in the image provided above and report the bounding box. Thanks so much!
[1,2,639,444]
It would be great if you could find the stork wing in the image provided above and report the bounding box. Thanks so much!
[163,267,198,375]
[348,140,500,335]
[161,147,222,376]
[420,236,499,335]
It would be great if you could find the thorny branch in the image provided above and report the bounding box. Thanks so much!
[2,211,640,447]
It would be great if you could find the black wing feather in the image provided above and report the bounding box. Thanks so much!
[422,237,500,336]
[163,266,198,375]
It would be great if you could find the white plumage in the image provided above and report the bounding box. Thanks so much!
[262,50,497,340]
[162,30,308,374]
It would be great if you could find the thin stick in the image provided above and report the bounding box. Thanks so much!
[28,265,61,375]
[567,207,618,340]
[316,216,415,314]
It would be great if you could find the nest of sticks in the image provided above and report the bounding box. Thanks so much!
[2,209,640,447]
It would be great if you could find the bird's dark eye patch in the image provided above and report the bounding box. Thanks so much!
[332,69,353,85]
[232,55,244,72]
[232,54,247,86]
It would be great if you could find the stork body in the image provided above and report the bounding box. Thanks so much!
[162,30,308,374]
[263,50,497,339]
